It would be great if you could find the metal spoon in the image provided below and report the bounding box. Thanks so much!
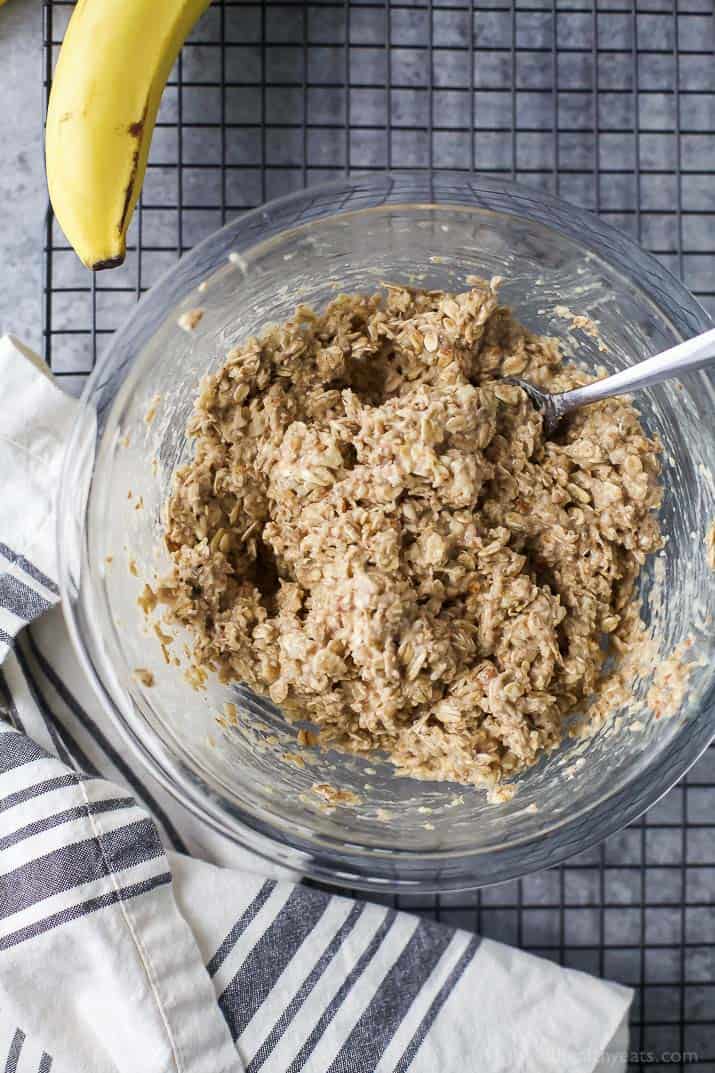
[505,326,715,436]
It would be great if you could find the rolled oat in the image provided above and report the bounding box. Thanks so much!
[159,279,663,797]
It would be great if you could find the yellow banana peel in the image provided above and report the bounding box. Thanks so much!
[46,0,211,270]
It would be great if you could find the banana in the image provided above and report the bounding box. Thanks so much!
[46,0,211,270]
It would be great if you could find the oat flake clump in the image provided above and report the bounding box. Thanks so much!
[159,278,663,798]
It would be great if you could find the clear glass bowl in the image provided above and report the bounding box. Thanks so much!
[58,173,715,892]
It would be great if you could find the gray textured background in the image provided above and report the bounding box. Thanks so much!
[3,0,715,1067]
[0,0,44,352]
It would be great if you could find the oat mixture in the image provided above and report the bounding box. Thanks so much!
[158,278,663,796]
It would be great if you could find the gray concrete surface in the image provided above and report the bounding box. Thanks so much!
[0,0,45,353]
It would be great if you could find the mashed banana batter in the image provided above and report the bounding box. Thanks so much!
[159,278,663,797]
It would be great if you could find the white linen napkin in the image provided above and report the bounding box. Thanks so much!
[0,333,632,1073]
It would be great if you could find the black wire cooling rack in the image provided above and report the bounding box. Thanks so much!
[42,1,714,1067]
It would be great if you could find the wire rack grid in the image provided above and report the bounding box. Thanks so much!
[42,1,714,1068]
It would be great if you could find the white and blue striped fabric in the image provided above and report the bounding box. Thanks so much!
[0,334,633,1073]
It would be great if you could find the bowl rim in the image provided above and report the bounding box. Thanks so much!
[57,170,715,892]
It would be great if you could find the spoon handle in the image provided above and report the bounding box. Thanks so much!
[558,325,715,412]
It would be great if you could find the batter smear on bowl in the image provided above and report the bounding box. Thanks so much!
[159,277,663,799]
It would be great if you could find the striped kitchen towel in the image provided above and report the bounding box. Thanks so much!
[0,333,632,1073]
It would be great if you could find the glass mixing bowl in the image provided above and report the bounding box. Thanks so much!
[58,173,715,893]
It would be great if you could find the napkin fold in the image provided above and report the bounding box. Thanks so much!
[0,333,632,1073]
